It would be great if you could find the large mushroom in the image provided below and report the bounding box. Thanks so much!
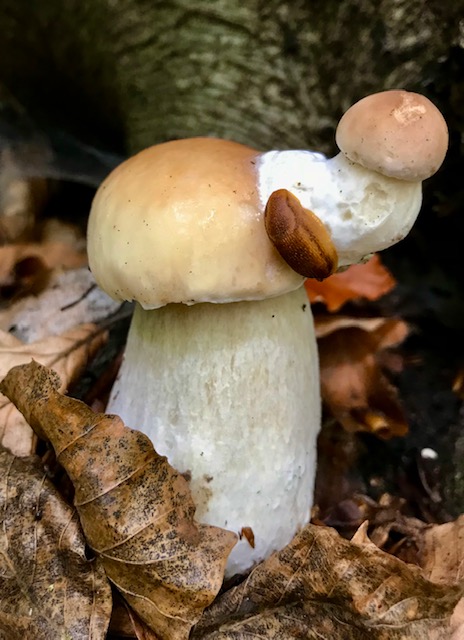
[87,90,447,576]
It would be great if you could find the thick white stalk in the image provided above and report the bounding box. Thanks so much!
[107,287,320,576]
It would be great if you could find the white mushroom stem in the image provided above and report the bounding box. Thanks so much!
[257,151,422,266]
[107,287,319,577]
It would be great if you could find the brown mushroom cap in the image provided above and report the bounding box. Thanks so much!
[87,138,304,308]
[335,90,448,181]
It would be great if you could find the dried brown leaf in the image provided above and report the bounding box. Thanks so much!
[315,490,429,558]
[0,323,106,456]
[193,523,462,639]
[353,495,428,560]
[0,267,121,343]
[305,254,396,312]
[418,517,464,639]
[0,361,237,640]
[109,595,161,640]
[315,315,409,345]
[0,241,87,286]
[419,515,464,585]
[0,254,52,301]
[317,318,409,438]
[0,447,112,640]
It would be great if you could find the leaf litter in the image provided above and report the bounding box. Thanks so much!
[0,361,237,640]
[317,316,409,438]
[0,323,106,456]
[192,522,462,639]
[1,361,463,639]
[0,447,112,640]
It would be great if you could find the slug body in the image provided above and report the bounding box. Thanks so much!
[264,188,338,280]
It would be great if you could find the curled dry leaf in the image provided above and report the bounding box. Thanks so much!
[353,494,429,560]
[0,323,106,456]
[0,447,112,640]
[0,361,237,640]
[317,316,409,438]
[109,595,162,640]
[315,490,430,559]
[193,523,462,640]
[305,254,396,312]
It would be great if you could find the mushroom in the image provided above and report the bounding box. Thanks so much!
[87,90,447,576]
[261,90,448,270]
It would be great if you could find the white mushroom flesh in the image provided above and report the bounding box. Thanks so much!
[257,150,422,266]
[107,287,319,577]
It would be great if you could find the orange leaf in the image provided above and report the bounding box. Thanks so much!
[305,254,396,312]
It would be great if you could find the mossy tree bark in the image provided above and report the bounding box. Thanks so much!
[0,0,461,155]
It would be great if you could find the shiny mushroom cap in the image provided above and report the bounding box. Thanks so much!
[335,90,448,181]
[87,138,304,309]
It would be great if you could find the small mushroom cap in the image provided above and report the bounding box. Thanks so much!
[335,90,448,181]
[87,138,304,308]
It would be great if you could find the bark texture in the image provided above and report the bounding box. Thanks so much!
[0,0,462,155]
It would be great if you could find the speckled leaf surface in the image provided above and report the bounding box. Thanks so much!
[0,361,237,640]
[0,448,112,640]
[192,523,462,639]
[418,516,464,638]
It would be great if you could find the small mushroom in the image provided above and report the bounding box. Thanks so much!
[87,91,447,576]
[260,89,448,269]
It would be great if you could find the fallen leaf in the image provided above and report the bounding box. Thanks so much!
[419,515,464,585]
[317,317,409,438]
[452,368,464,399]
[109,595,161,640]
[305,254,396,312]
[315,490,429,556]
[418,516,464,639]
[0,254,52,301]
[0,241,87,287]
[0,323,106,456]
[0,447,112,639]
[314,315,409,343]
[0,361,237,640]
[193,523,462,639]
[0,267,121,343]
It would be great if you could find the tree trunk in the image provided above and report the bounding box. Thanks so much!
[0,0,461,156]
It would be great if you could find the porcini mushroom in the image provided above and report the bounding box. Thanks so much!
[261,90,448,270]
[87,90,448,576]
